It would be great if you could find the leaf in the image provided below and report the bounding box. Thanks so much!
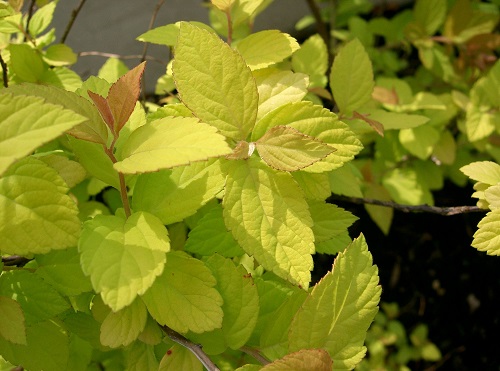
[27,0,56,37]
[364,183,393,235]
[0,270,69,325]
[252,102,363,173]
[79,212,170,312]
[100,298,148,348]
[292,34,328,88]
[3,83,109,144]
[204,254,259,349]
[159,344,203,371]
[256,70,309,120]
[0,296,26,345]
[0,93,87,175]
[289,235,381,370]
[0,157,80,255]
[309,200,358,243]
[472,209,500,255]
[485,185,500,210]
[261,349,332,371]
[105,62,145,133]
[98,57,129,84]
[330,38,374,114]
[44,44,77,66]
[363,109,429,130]
[8,44,46,82]
[141,251,223,334]
[414,0,447,35]
[256,125,335,171]
[124,341,159,371]
[399,124,440,160]
[88,91,114,131]
[35,247,93,296]
[132,159,226,224]
[136,21,216,47]
[114,117,232,174]
[235,30,299,70]
[173,22,258,140]
[184,204,244,257]
[383,167,434,206]
[460,161,500,185]
[291,171,331,200]
[223,157,314,288]
[38,154,87,189]
[328,164,363,198]
[211,0,235,12]
[0,320,69,371]
[464,107,496,142]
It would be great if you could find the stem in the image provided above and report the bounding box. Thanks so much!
[24,0,36,42]
[225,10,233,46]
[0,54,8,87]
[2,255,31,267]
[60,0,88,44]
[103,145,132,218]
[78,51,165,65]
[240,346,271,365]
[329,195,485,216]
[161,325,220,371]
[305,0,330,57]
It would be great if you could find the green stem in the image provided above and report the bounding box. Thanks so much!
[103,144,132,218]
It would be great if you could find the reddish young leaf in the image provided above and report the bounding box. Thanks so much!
[106,61,146,133]
[88,91,114,132]
[353,111,385,137]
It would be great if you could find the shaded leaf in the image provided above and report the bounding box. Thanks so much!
[261,349,332,371]
[0,296,26,345]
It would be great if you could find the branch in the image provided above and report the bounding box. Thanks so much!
[240,346,271,365]
[2,255,31,267]
[78,51,166,65]
[329,195,485,216]
[305,0,329,51]
[161,325,220,371]
[0,54,8,88]
[60,0,88,44]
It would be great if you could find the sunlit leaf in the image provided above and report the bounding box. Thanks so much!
[460,161,500,185]
[0,296,26,345]
[472,209,500,255]
[261,349,332,371]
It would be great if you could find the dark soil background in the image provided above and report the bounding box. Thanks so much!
[313,181,500,370]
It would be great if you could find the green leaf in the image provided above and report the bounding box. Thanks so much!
[124,341,159,371]
[464,107,496,142]
[261,349,332,371]
[159,344,203,371]
[204,254,259,349]
[98,57,129,84]
[184,204,244,257]
[44,43,77,66]
[382,167,434,206]
[399,124,440,160]
[0,93,87,175]
[256,125,335,171]
[114,117,232,174]
[79,212,170,312]
[173,22,258,140]
[292,172,331,200]
[8,44,46,82]
[363,109,429,130]
[141,251,223,334]
[0,320,69,371]
[132,158,226,224]
[364,183,393,235]
[0,270,69,325]
[38,154,87,188]
[35,247,93,296]
[0,296,26,345]
[235,30,299,70]
[252,102,363,173]
[328,164,363,197]
[211,0,235,12]
[28,0,56,37]
[413,0,447,35]
[292,34,328,88]
[309,200,358,243]
[100,298,148,348]
[485,185,500,210]
[460,161,500,185]
[330,38,374,114]
[472,209,500,255]
[255,70,309,120]
[288,235,381,370]
[0,157,80,255]
[136,24,180,46]
[223,157,314,288]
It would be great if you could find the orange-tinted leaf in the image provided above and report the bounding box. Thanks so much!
[107,62,146,133]
[88,91,114,132]
[353,111,385,137]
[261,349,332,371]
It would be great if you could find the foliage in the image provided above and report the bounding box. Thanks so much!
[0,0,499,369]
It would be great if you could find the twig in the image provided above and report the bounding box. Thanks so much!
[24,0,36,42]
[78,51,166,65]
[161,325,220,371]
[60,0,88,44]
[305,0,329,49]
[0,54,8,87]
[2,255,31,267]
[240,346,271,365]
[329,195,485,216]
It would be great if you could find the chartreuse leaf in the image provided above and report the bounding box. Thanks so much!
[460,161,500,186]
[330,38,374,114]
[362,109,429,130]
[223,157,314,288]
[100,297,148,348]
[472,209,500,255]
[141,251,223,333]
[252,102,363,173]
[8,44,47,82]
[0,157,80,255]
[261,349,332,371]
[132,159,226,225]
[174,22,258,140]
[27,0,56,37]
[292,34,328,88]
[413,0,447,35]
[383,167,434,206]
[124,341,159,371]
[0,296,26,345]
[399,124,440,160]
[364,183,393,235]
[114,117,232,174]
[98,57,129,84]
[3,83,109,144]
[211,0,235,11]
[288,235,381,370]
[79,211,170,312]
[44,44,77,66]
[308,200,358,243]
[204,254,259,349]
[485,185,500,210]
[38,154,86,189]
[136,21,216,47]
[184,203,244,257]
[35,247,93,296]
[235,30,299,70]
[0,93,87,175]
[0,270,69,325]
[292,172,331,200]
[255,70,309,120]
[256,125,335,171]
[0,319,69,371]
[159,344,203,371]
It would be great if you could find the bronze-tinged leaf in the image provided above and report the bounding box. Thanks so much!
[261,349,332,371]
[107,62,146,133]
[88,91,114,132]
[353,111,385,137]
[371,86,399,105]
